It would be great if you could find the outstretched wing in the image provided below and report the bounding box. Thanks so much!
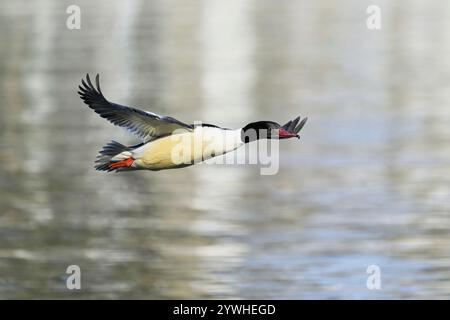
[78,74,193,142]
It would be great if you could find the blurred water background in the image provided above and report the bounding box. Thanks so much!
[0,0,449,299]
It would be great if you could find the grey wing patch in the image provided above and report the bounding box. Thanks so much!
[78,74,193,142]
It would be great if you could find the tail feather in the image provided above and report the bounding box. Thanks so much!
[95,140,134,172]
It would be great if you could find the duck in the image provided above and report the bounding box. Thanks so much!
[78,74,308,172]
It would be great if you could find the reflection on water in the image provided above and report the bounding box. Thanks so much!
[0,0,450,299]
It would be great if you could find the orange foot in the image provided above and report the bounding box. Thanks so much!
[109,157,134,169]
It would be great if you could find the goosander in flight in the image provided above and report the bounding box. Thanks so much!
[78,74,307,172]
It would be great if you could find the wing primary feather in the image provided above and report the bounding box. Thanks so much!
[95,74,103,96]
[282,120,292,130]
[78,73,192,142]
[295,117,308,133]
[289,116,301,131]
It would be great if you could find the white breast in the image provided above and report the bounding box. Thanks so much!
[130,127,244,169]
[194,127,244,160]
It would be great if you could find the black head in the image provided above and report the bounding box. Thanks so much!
[240,117,307,143]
